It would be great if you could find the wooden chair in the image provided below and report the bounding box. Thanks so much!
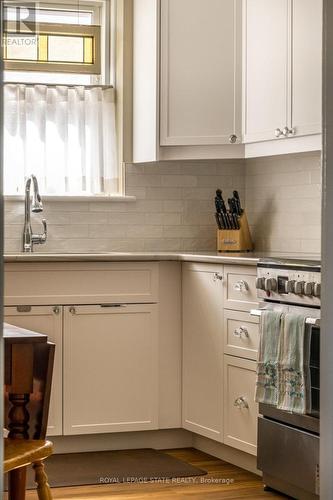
[4,338,55,500]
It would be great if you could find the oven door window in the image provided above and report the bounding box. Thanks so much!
[309,325,320,416]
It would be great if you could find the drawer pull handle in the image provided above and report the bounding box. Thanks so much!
[233,280,249,292]
[213,273,223,282]
[234,396,249,409]
[233,326,249,339]
[53,306,61,315]
[69,307,76,315]
[100,304,127,308]
[16,305,32,313]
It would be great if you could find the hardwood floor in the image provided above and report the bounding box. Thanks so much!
[23,448,286,499]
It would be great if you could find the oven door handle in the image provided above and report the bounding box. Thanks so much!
[250,309,320,327]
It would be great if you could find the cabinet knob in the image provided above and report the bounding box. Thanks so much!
[282,127,296,137]
[275,128,283,138]
[69,306,76,315]
[234,396,249,409]
[53,306,60,315]
[229,134,238,144]
[233,280,249,292]
[213,273,223,282]
[233,326,249,339]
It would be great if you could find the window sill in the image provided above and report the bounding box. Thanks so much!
[4,195,137,203]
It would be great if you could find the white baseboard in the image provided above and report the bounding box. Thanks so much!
[51,429,193,454]
[192,434,260,476]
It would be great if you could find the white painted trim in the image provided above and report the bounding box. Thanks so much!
[51,429,193,454]
[159,144,246,160]
[193,434,259,476]
[245,134,322,158]
[4,195,136,203]
[321,0,332,497]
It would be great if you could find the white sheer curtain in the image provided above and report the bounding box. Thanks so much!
[4,84,118,196]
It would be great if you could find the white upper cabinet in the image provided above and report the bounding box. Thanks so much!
[133,0,322,161]
[133,0,243,162]
[292,0,322,137]
[244,0,322,145]
[160,0,241,147]
[243,0,289,143]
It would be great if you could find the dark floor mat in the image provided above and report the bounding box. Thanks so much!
[24,448,207,489]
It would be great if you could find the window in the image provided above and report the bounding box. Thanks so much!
[3,1,120,197]
[4,21,101,75]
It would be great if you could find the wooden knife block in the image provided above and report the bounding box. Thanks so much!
[217,212,254,253]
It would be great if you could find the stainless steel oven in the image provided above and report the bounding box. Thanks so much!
[252,258,321,500]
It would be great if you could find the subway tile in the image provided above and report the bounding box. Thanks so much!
[161,175,197,188]
[126,225,164,239]
[127,174,162,187]
[70,212,109,225]
[145,187,183,200]
[89,225,128,238]
[144,238,182,252]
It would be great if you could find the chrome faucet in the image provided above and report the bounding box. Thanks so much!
[23,175,47,253]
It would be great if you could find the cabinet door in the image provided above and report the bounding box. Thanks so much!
[223,355,258,455]
[63,304,159,435]
[160,0,242,146]
[292,0,322,136]
[244,0,290,142]
[182,263,223,441]
[4,306,63,436]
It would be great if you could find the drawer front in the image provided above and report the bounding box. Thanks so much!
[224,266,258,311]
[4,262,159,305]
[223,355,258,455]
[258,417,319,497]
[224,310,259,360]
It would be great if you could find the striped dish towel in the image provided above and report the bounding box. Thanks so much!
[255,310,284,406]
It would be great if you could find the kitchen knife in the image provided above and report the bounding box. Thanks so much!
[215,213,222,229]
[228,198,240,229]
[214,194,225,229]
[233,190,243,215]
[215,190,230,228]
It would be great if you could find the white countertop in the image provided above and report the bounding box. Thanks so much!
[4,251,321,266]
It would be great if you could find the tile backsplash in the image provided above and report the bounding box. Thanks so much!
[4,160,245,253]
[4,152,322,255]
[245,151,322,255]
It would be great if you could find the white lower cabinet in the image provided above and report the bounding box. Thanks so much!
[182,263,224,441]
[4,305,63,437]
[223,355,258,455]
[63,304,159,435]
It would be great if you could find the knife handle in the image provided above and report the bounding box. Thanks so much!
[215,213,222,230]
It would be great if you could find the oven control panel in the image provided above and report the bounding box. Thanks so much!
[256,267,321,306]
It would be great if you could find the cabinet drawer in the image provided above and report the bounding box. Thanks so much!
[223,355,258,455]
[4,262,159,305]
[224,266,258,311]
[224,310,259,360]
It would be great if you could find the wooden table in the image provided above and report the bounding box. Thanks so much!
[4,323,48,440]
